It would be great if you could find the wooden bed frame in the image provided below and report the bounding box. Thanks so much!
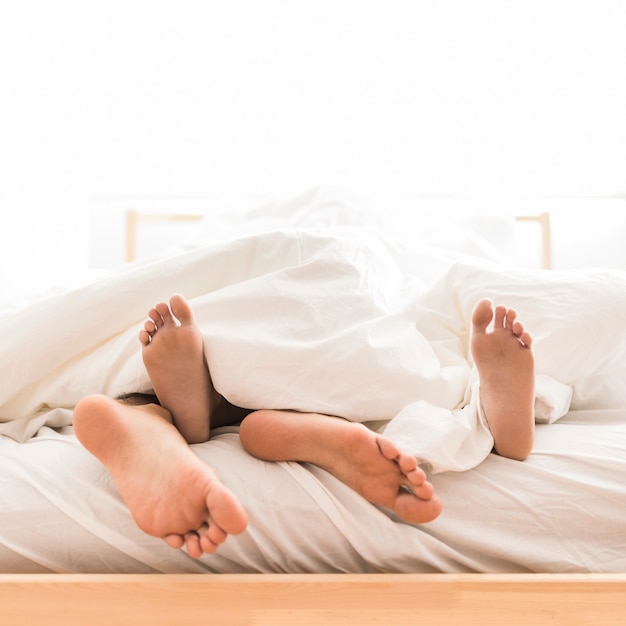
[5,210,624,625]
[3,573,625,624]
[125,208,554,269]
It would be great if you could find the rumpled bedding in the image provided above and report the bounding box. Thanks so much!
[2,227,625,472]
[2,221,626,574]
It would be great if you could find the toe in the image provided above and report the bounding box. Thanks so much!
[505,307,518,330]
[169,294,195,326]
[206,522,228,546]
[376,435,402,462]
[148,307,164,328]
[471,299,494,332]
[163,533,185,549]
[394,492,442,524]
[398,450,418,469]
[155,302,175,325]
[184,532,203,559]
[519,330,533,348]
[138,329,151,346]
[199,534,220,554]
[494,304,507,329]
[410,478,434,500]
[404,465,426,485]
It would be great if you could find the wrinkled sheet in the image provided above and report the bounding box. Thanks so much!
[2,226,626,573]
[1,410,625,574]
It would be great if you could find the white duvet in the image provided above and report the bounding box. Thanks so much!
[2,226,625,473]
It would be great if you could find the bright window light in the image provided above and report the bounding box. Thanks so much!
[1,1,625,293]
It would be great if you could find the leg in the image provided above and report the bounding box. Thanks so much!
[240,410,442,524]
[73,394,248,557]
[471,298,535,460]
[139,294,225,443]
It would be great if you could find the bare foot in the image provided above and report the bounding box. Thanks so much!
[471,298,535,460]
[140,294,220,444]
[73,394,248,557]
[240,410,442,524]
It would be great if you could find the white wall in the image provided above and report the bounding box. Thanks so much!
[1,1,625,295]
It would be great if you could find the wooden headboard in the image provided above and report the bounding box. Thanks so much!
[124,209,553,269]
[515,212,552,270]
[125,209,204,263]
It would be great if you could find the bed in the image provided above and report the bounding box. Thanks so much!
[1,188,625,624]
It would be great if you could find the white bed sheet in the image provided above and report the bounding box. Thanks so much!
[1,406,624,574]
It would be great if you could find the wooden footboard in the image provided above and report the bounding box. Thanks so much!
[2,573,624,625]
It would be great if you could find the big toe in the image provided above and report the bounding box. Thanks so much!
[395,493,442,524]
[208,487,248,535]
[169,294,195,325]
[471,298,494,332]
